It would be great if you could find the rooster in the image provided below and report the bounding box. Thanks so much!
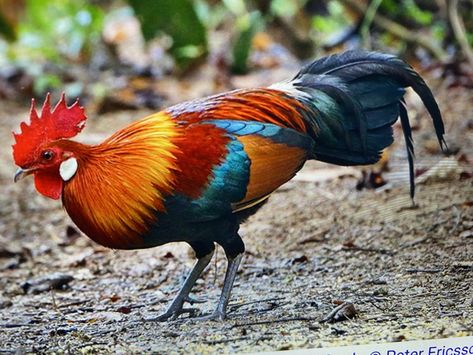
[12,51,445,321]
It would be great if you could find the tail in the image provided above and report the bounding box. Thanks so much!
[281,50,447,198]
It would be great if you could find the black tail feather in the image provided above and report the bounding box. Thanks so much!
[296,51,446,150]
[399,99,416,199]
[300,76,368,154]
[290,50,446,196]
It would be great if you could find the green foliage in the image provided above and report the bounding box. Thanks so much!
[232,11,263,74]
[33,73,62,95]
[216,0,264,74]
[381,0,432,25]
[193,0,265,74]
[128,0,207,69]
[431,22,446,43]
[312,1,351,41]
[194,0,228,30]
[402,0,432,25]
[0,0,104,94]
[0,0,469,98]
[270,0,301,18]
[16,0,103,62]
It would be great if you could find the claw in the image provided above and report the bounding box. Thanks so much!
[147,307,199,322]
[184,295,207,304]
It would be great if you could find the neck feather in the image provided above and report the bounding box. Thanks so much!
[62,112,179,249]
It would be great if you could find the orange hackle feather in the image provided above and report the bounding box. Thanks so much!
[62,112,180,249]
[12,93,86,167]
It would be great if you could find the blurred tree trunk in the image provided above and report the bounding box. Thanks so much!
[0,0,25,40]
[448,0,473,65]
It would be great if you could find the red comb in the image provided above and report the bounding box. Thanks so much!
[12,93,86,166]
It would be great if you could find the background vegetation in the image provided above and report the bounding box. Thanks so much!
[0,0,471,105]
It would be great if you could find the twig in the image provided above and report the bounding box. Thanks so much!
[368,300,389,312]
[0,323,34,328]
[213,244,218,285]
[341,0,448,61]
[363,313,399,322]
[342,245,395,255]
[424,215,449,233]
[449,205,462,234]
[202,336,251,345]
[229,297,285,312]
[405,268,442,273]
[58,299,90,308]
[72,342,110,351]
[449,0,473,66]
[439,311,464,318]
[400,236,430,249]
[444,241,473,249]
[232,316,318,328]
[297,229,329,245]
[360,0,384,49]
[50,289,62,315]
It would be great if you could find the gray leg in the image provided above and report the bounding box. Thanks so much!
[198,253,243,321]
[152,249,214,321]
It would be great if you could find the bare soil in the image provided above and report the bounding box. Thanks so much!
[0,72,472,354]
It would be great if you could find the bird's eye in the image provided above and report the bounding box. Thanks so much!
[41,150,54,161]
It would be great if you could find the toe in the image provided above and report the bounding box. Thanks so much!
[193,311,226,322]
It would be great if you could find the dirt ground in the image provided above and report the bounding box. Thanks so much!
[0,71,472,354]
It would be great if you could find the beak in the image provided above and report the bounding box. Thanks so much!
[14,167,34,183]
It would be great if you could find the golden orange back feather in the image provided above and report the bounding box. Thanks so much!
[168,89,310,134]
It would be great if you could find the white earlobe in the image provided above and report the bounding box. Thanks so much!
[59,158,78,181]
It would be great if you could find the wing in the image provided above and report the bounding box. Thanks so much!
[205,120,313,213]
[165,88,315,222]
[164,120,312,222]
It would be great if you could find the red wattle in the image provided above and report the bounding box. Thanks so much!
[34,170,63,200]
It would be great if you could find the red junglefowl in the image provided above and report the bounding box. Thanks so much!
[12,51,446,321]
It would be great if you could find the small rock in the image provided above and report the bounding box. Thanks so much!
[452,261,473,270]
[2,258,20,270]
[291,255,308,264]
[21,273,74,294]
[331,327,347,335]
[116,305,132,314]
[460,230,473,239]
[321,302,357,323]
[373,287,389,296]
[416,157,461,184]
[392,334,407,342]
[0,244,24,258]
[254,301,278,312]
[95,311,123,322]
[0,297,13,309]
[66,225,80,238]
[49,326,78,336]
